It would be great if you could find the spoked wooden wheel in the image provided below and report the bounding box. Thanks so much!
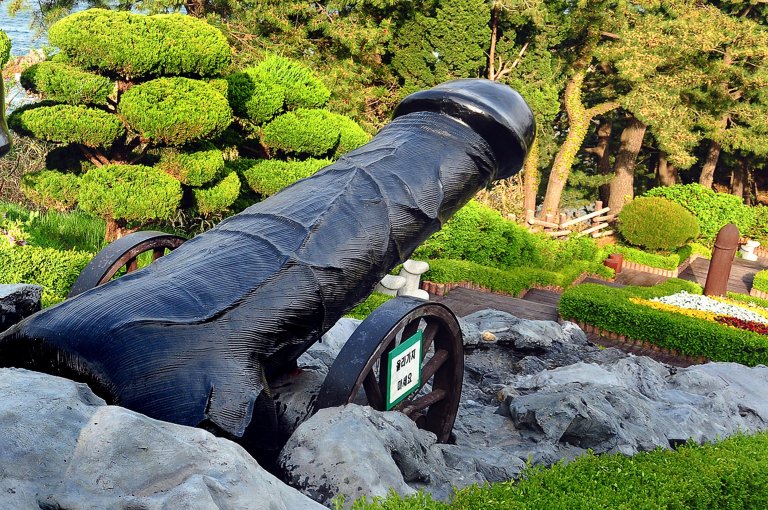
[67,231,186,298]
[315,296,464,443]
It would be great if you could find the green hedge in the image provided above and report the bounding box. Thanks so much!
[754,270,768,293]
[345,293,395,320]
[226,67,285,123]
[0,244,92,306]
[21,170,81,211]
[608,243,711,271]
[255,55,330,110]
[261,109,340,157]
[158,146,225,187]
[558,280,768,365]
[424,259,565,294]
[78,164,182,222]
[618,197,699,251]
[750,205,768,244]
[241,158,331,196]
[119,77,232,146]
[330,112,370,157]
[8,104,125,148]
[193,171,241,216]
[727,291,768,310]
[645,183,755,242]
[48,9,231,79]
[20,61,113,105]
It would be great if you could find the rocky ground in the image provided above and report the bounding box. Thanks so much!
[2,285,768,508]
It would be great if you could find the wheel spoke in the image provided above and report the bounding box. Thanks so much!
[152,248,165,261]
[402,319,420,343]
[421,349,449,382]
[400,389,447,417]
[125,257,138,273]
[421,319,439,355]
[362,370,384,409]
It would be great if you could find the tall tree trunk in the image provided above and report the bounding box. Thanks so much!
[540,69,618,216]
[731,157,747,201]
[586,118,613,204]
[488,4,499,80]
[607,117,646,214]
[699,139,722,189]
[523,136,540,212]
[657,152,678,186]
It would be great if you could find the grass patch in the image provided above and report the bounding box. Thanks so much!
[754,270,768,294]
[609,242,710,271]
[423,259,565,294]
[345,292,394,320]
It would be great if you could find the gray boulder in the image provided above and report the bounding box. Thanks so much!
[0,368,324,510]
[0,284,42,333]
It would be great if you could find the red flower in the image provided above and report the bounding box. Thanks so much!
[715,315,768,336]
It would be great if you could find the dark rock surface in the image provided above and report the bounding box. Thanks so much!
[0,283,41,333]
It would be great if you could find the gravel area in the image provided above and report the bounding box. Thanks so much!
[653,291,768,324]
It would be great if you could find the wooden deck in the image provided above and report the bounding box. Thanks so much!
[431,286,560,322]
[677,257,764,295]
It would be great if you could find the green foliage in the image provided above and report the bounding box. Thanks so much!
[754,270,768,294]
[727,292,768,310]
[345,292,395,320]
[119,77,232,146]
[609,243,709,271]
[78,164,182,222]
[749,205,768,244]
[158,146,225,187]
[558,281,768,366]
[618,197,700,251]
[192,171,241,216]
[645,184,755,242]
[226,68,285,123]
[20,61,113,105]
[424,259,564,294]
[26,209,105,253]
[331,112,371,157]
[8,104,125,148]
[0,243,93,306]
[21,170,81,211]
[255,55,330,110]
[261,109,340,157]
[241,158,331,197]
[48,9,231,80]
[0,30,11,68]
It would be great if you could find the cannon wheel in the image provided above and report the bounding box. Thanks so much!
[67,231,186,298]
[315,296,463,443]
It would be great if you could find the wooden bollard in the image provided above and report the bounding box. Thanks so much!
[704,224,740,296]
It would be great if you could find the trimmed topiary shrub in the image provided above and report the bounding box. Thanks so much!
[119,78,232,145]
[754,270,768,294]
[645,183,755,242]
[329,112,370,156]
[192,171,241,216]
[21,170,81,211]
[261,109,340,157]
[618,197,700,251]
[48,9,231,79]
[241,158,331,196]
[424,259,564,294]
[255,55,330,110]
[8,104,125,148]
[20,62,113,105]
[78,164,182,224]
[226,68,285,123]
[158,146,225,187]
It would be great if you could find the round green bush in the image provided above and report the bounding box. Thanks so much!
[261,109,340,157]
[78,164,182,222]
[158,146,224,187]
[0,30,10,68]
[255,55,330,110]
[48,9,231,80]
[21,170,81,211]
[226,68,285,124]
[242,158,331,196]
[193,171,241,216]
[749,205,768,243]
[21,61,114,105]
[8,104,125,148]
[645,183,754,242]
[119,78,232,146]
[330,112,370,156]
[618,197,700,251]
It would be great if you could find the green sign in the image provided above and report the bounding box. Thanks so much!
[386,331,423,410]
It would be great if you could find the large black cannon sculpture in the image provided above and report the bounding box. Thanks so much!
[0,79,535,454]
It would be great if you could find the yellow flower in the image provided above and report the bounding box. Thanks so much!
[629,298,718,322]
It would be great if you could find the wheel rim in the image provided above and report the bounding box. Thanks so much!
[315,297,463,443]
[68,231,186,298]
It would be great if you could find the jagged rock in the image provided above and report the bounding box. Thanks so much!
[279,405,446,507]
[0,368,324,510]
[0,284,42,333]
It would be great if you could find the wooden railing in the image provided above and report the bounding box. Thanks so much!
[526,201,615,238]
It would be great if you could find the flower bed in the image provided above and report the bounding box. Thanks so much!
[559,279,768,366]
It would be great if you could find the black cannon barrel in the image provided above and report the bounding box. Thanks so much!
[0,79,534,453]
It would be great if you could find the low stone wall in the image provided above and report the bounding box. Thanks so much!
[750,287,768,300]
[620,254,700,278]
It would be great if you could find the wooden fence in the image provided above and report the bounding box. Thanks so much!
[526,201,615,238]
